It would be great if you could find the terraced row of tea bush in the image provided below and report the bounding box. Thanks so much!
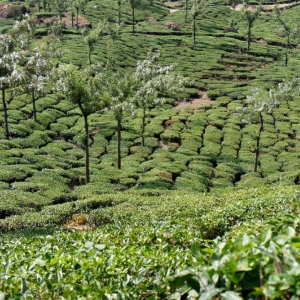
[0,0,300,214]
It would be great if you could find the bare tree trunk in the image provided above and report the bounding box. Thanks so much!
[76,8,79,31]
[32,90,37,122]
[117,117,121,169]
[71,2,74,27]
[193,17,196,44]
[83,112,90,183]
[185,0,188,22]
[118,5,121,25]
[247,26,251,51]
[285,35,290,67]
[77,99,90,184]
[2,88,9,140]
[254,112,263,172]
[142,106,146,147]
[88,45,91,65]
[132,7,135,35]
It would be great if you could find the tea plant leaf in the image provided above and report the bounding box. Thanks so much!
[221,291,243,300]
[199,286,224,300]
[95,244,106,251]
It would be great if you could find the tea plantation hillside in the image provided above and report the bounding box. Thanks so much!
[0,0,300,298]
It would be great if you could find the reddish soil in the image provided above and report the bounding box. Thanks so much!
[37,12,90,28]
[174,90,213,112]
[232,1,300,12]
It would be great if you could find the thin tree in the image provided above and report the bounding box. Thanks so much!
[276,78,300,109]
[106,22,123,70]
[117,0,123,25]
[82,20,107,65]
[191,0,206,45]
[275,6,300,67]
[48,21,65,42]
[68,0,75,27]
[11,14,36,50]
[0,16,34,139]
[133,52,187,147]
[236,88,279,172]
[129,0,141,35]
[185,0,188,22]
[55,64,107,184]
[0,35,14,139]
[43,0,48,11]
[108,74,135,169]
[25,41,56,121]
[53,0,68,20]
[74,0,86,30]
[243,2,261,51]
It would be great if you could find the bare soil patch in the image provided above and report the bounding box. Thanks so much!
[159,140,169,150]
[37,12,90,28]
[169,8,181,13]
[165,0,182,7]
[147,16,157,22]
[64,214,94,231]
[64,224,94,231]
[231,1,299,12]
[253,38,267,44]
[0,3,26,19]
[174,90,213,111]
[165,0,183,13]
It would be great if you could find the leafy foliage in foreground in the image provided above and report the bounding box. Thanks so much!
[0,186,299,299]
[168,214,300,300]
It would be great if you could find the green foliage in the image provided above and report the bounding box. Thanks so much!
[0,185,299,297]
[161,130,181,143]
[2,4,300,298]
[168,213,300,299]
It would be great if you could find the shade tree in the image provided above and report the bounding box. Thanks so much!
[117,0,123,25]
[106,73,135,169]
[24,41,57,121]
[52,0,69,20]
[190,0,207,44]
[0,41,26,139]
[0,16,35,139]
[48,20,65,42]
[74,0,86,30]
[55,64,108,184]
[185,0,188,22]
[106,22,123,70]
[82,20,107,65]
[242,2,261,51]
[11,14,36,50]
[128,0,141,35]
[132,52,188,147]
[236,87,279,172]
[274,6,300,67]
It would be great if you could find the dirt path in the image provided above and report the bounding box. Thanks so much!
[231,1,300,12]
[169,8,181,13]
[165,0,183,13]
[174,90,213,112]
[37,11,90,27]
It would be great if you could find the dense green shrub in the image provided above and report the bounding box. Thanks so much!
[160,130,181,143]
[174,171,209,192]
[168,213,300,299]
